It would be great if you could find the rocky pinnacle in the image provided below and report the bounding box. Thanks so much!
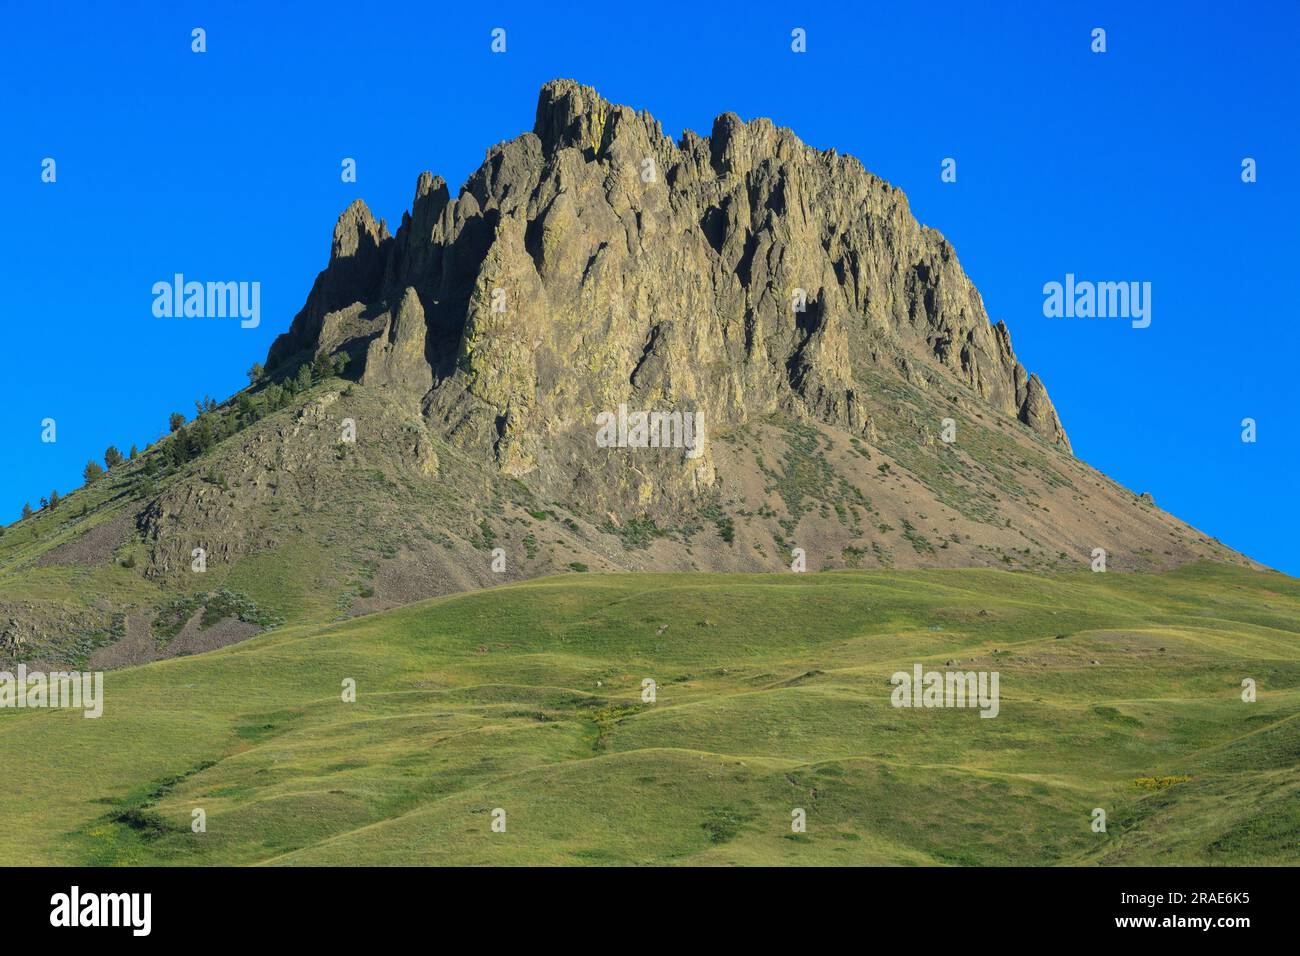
[267,79,1071,507]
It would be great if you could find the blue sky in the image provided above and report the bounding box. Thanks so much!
[2,1,1297,573]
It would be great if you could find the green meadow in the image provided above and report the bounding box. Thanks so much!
[2,562,1296,866]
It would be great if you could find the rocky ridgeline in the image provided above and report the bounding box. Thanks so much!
[266,79,1069,515]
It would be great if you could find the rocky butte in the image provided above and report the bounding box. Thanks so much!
[0,80,1254,668]
[267,79,1070,510]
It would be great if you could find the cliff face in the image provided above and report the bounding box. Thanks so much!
[267,80,1068,514]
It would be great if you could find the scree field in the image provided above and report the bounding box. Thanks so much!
[2,563,1296,866]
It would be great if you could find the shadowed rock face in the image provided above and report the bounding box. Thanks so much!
[267,79,1069,513]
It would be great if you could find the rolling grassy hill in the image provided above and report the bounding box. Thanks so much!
[2,561,1296,866]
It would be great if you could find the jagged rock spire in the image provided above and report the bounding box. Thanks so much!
[266,80,1070,469]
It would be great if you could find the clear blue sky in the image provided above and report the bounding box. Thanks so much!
[3,1,1296,573]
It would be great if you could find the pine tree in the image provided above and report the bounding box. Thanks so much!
[104,446,125,469]
[191,416,214,453]
[83,460,104,484]
[169,412,186,433]
[312,350,333,382]
[21,502,32,520]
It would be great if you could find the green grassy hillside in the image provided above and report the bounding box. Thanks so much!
[2,562,1296,866]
